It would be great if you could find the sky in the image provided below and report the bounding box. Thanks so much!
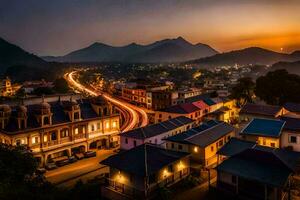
[1,0,300,56]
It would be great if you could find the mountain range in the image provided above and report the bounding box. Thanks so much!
[0,37,47,73]
[43,37,218,63]
[188,47,300,67]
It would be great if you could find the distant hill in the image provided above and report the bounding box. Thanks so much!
[188,47,300,67]
[43,37,218,63]
[270,60,300,75]
[0,37,47,73]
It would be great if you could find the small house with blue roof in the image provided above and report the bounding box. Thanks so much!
[240,118,285,148]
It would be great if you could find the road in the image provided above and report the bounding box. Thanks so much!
[65,71,148,132]
[45,149,114,187]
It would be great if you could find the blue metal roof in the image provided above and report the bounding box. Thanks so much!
[241,118,285,138]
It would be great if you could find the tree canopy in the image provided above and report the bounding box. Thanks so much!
[255,69,300,105]
[230,77,255,106]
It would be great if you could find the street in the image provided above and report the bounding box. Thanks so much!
[45,149,115,187]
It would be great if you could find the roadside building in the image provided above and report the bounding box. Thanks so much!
[0,96,120,166]
[240,118,285,148]
[154,103,201,123]
[164,121,235,168]
[120,116,194,150]
[216,146,300,200]
[100,144,190,199]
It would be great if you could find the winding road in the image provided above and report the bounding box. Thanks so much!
[64,70,148,132]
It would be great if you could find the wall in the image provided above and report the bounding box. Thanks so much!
[281,131,300,151]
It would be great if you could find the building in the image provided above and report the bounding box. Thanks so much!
[239,103,284,122]
[280,116,300,152]
[0,77,21,96]
[240,118,285,148]
[216,144,300,200]
[154,103,202,123]
[283,102,300,118]
[164,121,235,168]
[121,81,172,109]
[0,96,120,166]
[151,90,178,110]
[100,144,190,199]
[120,116,194,150]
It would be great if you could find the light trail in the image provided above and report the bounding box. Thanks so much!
[65,71,148,132]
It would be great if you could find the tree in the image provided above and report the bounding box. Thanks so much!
[53,78,69,93]
[230,77,255,106]
[255,69,300,105]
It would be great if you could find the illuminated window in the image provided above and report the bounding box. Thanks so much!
[75,128,79,135]
[112,121,117,128]
[106,122,110,129]
[270,143,275,147]
[32,136,39,144]
[43,135,48,142]
[194,147,198,153]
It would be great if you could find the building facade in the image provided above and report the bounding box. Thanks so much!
[0,96,120,166]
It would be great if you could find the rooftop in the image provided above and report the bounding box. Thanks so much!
[281,116,300,132]
[284,102,300,113]
[240,103,282,117]
[216,149,295,187]
[165,121,234,147]
[161,103,200,114]
[121,116,194,139]
[100,144,190,177]
[241,118,285,138]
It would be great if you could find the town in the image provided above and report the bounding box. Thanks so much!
[1,1,300,200]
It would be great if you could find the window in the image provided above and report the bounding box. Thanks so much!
[133,140,137,147]
[178,145,183,150]
[32,136,39,144]
[16,139,21,146]
[263,139,266,146]
[289,136,297,144]
[61,129,69,138]
[171,143,174,149]
[43,135,48,142]
[218,140,223,147]
[74,112,80,120]
[270,143,275,147]
[91,124,95,132]
[159,114,162,118]
[74,128,79,135]
[112,121,117,128]
[51,132,57,141]
[43,116,50,125]
[105,122,110,129]
[125,138,128,144]
[97,123,101,130]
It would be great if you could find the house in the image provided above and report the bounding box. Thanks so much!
[280,116,300,152]
[216,145,300,200]
[154,103,202,123]
[240,118,285,148]
[120,116,194,150]
[283,102,300,117]
[164,121,235,168]
[239,103,284,122]
[100,144,190,200]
